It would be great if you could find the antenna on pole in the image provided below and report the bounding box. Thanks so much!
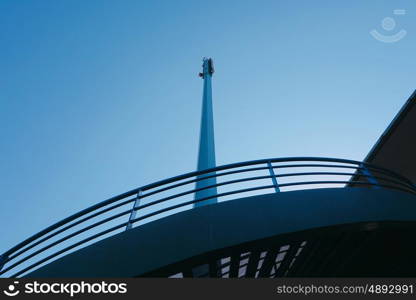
[198,57,214,78]
[194,58,217,208]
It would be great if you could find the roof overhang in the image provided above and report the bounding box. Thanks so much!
[356,90,416,183]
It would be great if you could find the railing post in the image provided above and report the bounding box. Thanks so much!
[267,161,280,193]
[125,190,142,231]
[359,163,380,189]
[0,254,8,272]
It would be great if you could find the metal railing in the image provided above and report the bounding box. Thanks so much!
[1,157,415,277]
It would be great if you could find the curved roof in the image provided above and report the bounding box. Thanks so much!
[25,188,416,277]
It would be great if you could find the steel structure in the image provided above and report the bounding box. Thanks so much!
[0,157,415,277]
[195,58,217,207]
[1,61,416,278]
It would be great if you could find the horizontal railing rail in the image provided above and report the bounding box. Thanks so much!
[1,157,415,277]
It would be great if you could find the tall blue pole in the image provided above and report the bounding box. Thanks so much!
[194,58,217,208]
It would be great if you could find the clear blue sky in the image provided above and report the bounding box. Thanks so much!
[1,0,415,253]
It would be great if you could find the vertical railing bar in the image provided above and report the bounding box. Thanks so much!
[359,163,380,189]
[267,161,280,193]
[125,190,142,231]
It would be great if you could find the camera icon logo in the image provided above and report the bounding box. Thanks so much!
[370,9,407,43]
[3,281,20,297]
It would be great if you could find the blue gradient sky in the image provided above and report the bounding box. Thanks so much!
[1,0,415,252]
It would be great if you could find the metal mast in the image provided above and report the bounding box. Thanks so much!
[194,58,217,208]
